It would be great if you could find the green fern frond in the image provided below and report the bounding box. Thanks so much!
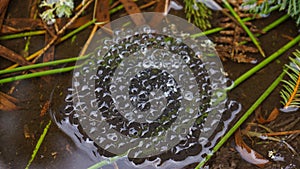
[242,0,300,26]
[184,0,212,30]
[280,50,300,112]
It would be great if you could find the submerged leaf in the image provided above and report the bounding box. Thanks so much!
[280,50,300,112]
[255,107,279,124]
[235,129,270,168]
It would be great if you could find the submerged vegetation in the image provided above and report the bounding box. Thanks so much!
[0,0,299,169]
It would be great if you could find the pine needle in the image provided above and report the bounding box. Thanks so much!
[280,50,300,112]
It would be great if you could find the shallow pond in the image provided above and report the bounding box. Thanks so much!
[0,1,299,169]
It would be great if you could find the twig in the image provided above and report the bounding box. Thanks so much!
[245,130,298,155]
[79,24,98,56]
[264,130,300,137]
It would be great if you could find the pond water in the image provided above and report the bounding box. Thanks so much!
[0,1,299,169]
[49,13,241,168]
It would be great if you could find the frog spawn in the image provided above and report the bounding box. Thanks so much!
[53,26,241,168]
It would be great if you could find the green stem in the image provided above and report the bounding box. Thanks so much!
[228,34,300,90]
[195,71,286,169]
[59,19,96,42]
[25,120,52,169]
[261,14,289,33]
[191,17,253,38]
[222,0,265,57]
[109,0,137,15]
[240,14,290,45]
[0,55,88,75]
[0,65,80,84]
[0,30,46,40]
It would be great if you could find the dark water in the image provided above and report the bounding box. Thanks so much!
[0,1,299,169]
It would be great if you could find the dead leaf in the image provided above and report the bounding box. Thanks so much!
[24,124,31,139]
[119,0,145,26]
[40,100,50,117]
[0,91,18,111]
[51,152,57,159]
[0,44,33,66]
[255,107,279,124]
[235,129,270,168]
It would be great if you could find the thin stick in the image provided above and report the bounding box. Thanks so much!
[264,130,300,136]
[79,24,99,56]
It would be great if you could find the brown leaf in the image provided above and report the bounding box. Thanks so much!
[0,0,10,31]
[119,0,145,26]
[40,100,50,117]
[255,107,279,124]
[23,124,31,139]
[0,44,32,66]
[0,91,18,111]
[95,0,110,23]
[235,129,270,168]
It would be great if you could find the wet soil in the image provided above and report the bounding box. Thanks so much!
[0,1,299,169]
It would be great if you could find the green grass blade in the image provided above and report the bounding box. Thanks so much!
[0,65,80,84]
[25,120,52,169]
[0,30,46,40]
[59,19,96,42]
[191,17,253,38]
[261,14,289,33]
[0,55,88,75]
